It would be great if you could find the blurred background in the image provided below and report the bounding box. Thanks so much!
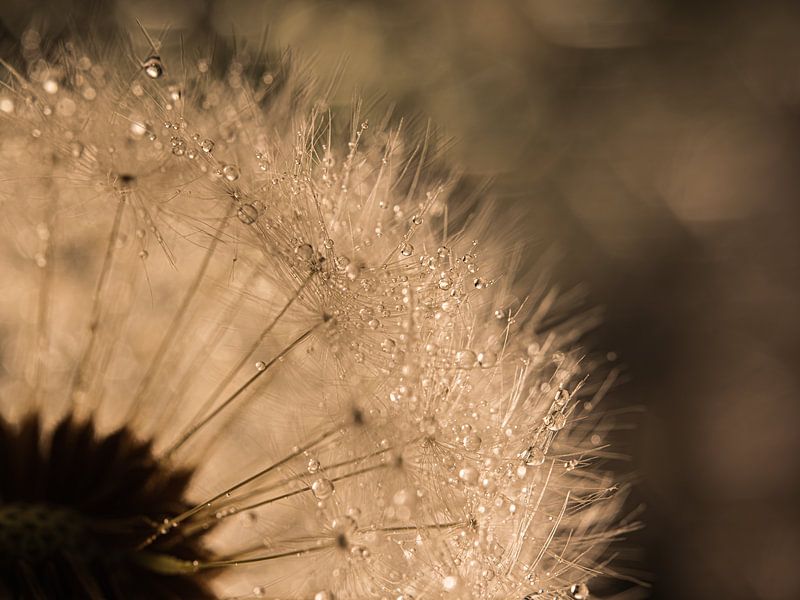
[2,1,799,598]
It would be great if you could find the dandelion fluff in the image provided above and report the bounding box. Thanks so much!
[0,28,634,599]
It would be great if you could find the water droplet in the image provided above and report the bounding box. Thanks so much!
[442,575,461,592]
[311,478,334,499]
[130,121,147,137]
[295,243,314,260]
[477,351,496,368]
[171,137,186,156]
[458,466,478,485]
[570,583,590,599]
[252,586,266,597]
[323,238,335,250]
[473,278,485,289]
[554,387,570,406]
[42,79,58,94]
[524,447,546,466]
[545,412,567,432]
[255,361,266,372]
[314,592,334,600]
[381,338,396,353]
[222,164,240,181]
[237,203,259,225]
[201,139,214,153]
[345,263,360,281]
[463,434,482,452]
[411,214,423,225]
[143,56,164,79]
[400,242,414,257]
[307,458,320,473]
[455,350,477,369]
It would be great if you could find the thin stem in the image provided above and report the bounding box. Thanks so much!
[128,212,230,412]
[30,201,56,405]
[178,273,314,442]
[162,324,319,458]
[196,542,335,571]
[216,462,388,522]
[367,520,468,534]
[139,426,341,549]
[68,196,126,408]
[215,446,391,511]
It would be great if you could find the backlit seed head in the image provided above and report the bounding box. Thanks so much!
[0,26,634,600]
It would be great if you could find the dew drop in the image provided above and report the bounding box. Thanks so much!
[307,458,320,473]
[442,575,461,592]
[255,361,266,372]
[473,278,485,289]
[314,592,334,600]
[345,263,360,281]
[222,164,240,181]
[554,387,570,406]
[311,478,334,499]
[295,243,314,260]
[381,338,396,353]
[545,412,567,432]
[455,349,477,369]
[237,203,259,225]
[42,79,58,94]
[252,586,266,597]
[399,242,414,257]
[477,351,497,368]
[143,56,164,79]
[130,121,147,137]
[525,447,546,466]
[171,138,186,156]
[463,434,482,452]
[458,466,478,485]
[200,139,215,153]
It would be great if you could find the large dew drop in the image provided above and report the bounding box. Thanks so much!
[311,478,334,500]
[143,56,164,79]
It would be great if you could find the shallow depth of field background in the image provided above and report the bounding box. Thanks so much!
[2,1,799,599]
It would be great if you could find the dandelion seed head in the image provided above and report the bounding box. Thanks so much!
[0,27,634,599]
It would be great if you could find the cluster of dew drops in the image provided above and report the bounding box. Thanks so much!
[0,40,602,600]
[139,54,593,600]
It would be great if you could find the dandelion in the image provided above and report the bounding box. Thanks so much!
[0,26,636,599]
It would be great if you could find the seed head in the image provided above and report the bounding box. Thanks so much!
[0,27,635,599]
